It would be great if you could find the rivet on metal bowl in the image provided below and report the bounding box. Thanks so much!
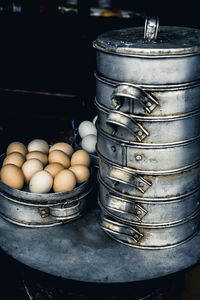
[111,146,116,152]
[135,155,142,161]
[146,101,152,107]
[137,131,143,137]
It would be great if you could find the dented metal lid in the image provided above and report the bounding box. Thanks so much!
[93,17,200,57]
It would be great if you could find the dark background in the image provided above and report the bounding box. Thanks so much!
[0,1,200,299]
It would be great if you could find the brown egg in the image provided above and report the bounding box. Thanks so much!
[70,150,90,167]
[22,159,44,183]
[69,165,90,184]
[1,164,24,190]
[53,169,76,193]
[44,163,65,178]
[48,150,70,168]
[3,152,25,168]
[49,142,74,157]
[26,151,48,166]
[6,141,27,156]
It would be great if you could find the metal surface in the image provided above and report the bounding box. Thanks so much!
[93,26,200,84]
[98,176,200,225]
[1,206,200,282]
[95,73,200,116]
[99,156,200,198]
[96,99,200,144]
[97,127,200,173]
[101,208,200,249]
[0,186,93,227]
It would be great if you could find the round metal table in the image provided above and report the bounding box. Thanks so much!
[0,205,200,284]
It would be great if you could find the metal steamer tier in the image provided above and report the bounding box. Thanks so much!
[93,18,200,85]
[94,17,200,248]
[0,154,94,228]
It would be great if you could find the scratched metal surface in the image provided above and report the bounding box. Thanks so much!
[0,205,200,283]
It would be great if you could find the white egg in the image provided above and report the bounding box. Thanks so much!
[81,134,97,154]
[22,159,44,183]
[93,115,98,126]
[29,171,53,193]
[78,121,97,139]
[28,139,49,154]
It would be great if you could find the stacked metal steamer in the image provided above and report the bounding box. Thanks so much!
[93,17,200,249]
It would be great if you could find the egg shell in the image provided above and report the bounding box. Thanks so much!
[49,142,74,157]
[70,150,90,167]
[26,151,48,166]
[22,159,44,183]
[69,165,90,184]
[28,139,49,154]
[44,163,65,178]
[3,152,25,168]
[48,150,70,168]
[53,169,76,193]
[29,170,53,193]
[1,164,24,190]
[78,121,97,139]
[6,141,27,156]
[81,134,97,154]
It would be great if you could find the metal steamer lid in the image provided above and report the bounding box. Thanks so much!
[93,17,200,57]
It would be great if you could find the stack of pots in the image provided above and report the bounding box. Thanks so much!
[93,17,200,249]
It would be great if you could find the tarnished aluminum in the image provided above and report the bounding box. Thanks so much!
[72,128,99,168]
[99,156,200,198]
[100,208,200,249]
[93,20,200,85]
[0,187,92,227]
[98,175,200,225]
[97,127,200,173]
[96,99,200,144]
[95,73,200,116]
[0,154,93,227]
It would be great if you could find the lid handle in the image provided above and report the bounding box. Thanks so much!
[144,16,159,42]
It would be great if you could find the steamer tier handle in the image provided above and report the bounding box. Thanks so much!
[103,194,148,221]
[108,166,151,194]
[111,84,159,114]
[49,201,81,221]
[101,216,143,243]
[106,110,149,142]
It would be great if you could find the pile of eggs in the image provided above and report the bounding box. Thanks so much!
[0,140,91,194]
[78,116,97,154]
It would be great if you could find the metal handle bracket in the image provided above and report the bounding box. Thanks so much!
[108,166,152,194]
[106,111,149,142]
[111,84,159,114]
[144,16,159,42]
